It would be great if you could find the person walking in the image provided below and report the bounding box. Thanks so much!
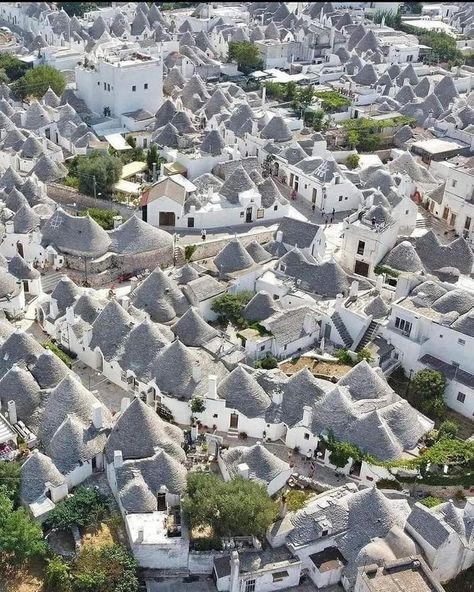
[311,203,316,215]
[201,229,207,241]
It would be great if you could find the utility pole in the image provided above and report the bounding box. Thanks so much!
[152,162,157,182]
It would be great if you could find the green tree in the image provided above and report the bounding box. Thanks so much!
[211,290,254,326]
[0,491,45,568]
[44,487,110,530]
[328,440,360,468]
[0,53,29,81]
[45,556,71,591]
[312,109,327,132]
[146,143,163,175]
[0,460,21,503]
[76,151,122,198]
[12,65,66,100]
[291,85,315,116]
[190,397,206,414]
[228,42,262,74]
[183,473,278,538]
[345,154,360,170]
[411,369,447,418]
[57,2,98,16]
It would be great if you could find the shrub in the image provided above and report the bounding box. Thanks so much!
[238,432,248,440]
[356,348,373,364]
[455,489,466,502]
[0,460,21,503]
[345,153,360,170]
[437,420,459,440]
[211,290,254,326]
[185,244,197,261]
[412,369,447,418]
[83,207,120,230]
[63,176,80,189]
[286,490,314,512]
[42,341,73,368]
[45,556,71,591]
[420,496,443,508]
[44,487,110,530]
[335,348,353,366]
[375,478,402,491]
[259,356,278,369]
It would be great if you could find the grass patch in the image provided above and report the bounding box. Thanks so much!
[42,341,73,368]
[286,489,314,512]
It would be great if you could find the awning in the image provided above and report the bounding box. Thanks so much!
[114,179,141,195]
[121,160,147,179]
[163,161,187,176]
[105,133,132,151]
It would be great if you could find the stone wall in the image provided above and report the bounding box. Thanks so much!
[47,183,136,219]
[185,229,275,262]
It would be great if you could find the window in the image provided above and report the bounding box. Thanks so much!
[272,571,289,583]
[338,196,343,202]
[274,205,278,211]
[240,211,244,218]
[213,413,218,418]
[394,317,412,336]
[245,581,256,592]
[283,344,287,350]
[103,82,106,90]
[132,85,136,92]
[107,83,110,91]
[304,433,310,440]
[97,81,100,86]
[407,54,413,62]
[458,338,466,346]
[345,196,348,200]
[256,208,265,219]
[457,392,466,403]
[260,345,266,351]
[452,179,457,188]
[465,216,472,230]
[144,83,148,89]
[357,240,365,255]
[405,210,409,215]
[321,529,329,537]
[143,138,148,148]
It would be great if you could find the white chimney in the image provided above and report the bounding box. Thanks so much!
[113,215,123,228]
[208,185,213,201]
[375,274,384,292]
[349,280,359,298]
[302,405,313,428]
[335,293,344,311]
[276,230,283,243]
[5,220,14,234]
[251,119,258,135]
[65,305,75,325]
[119,296,130,311]
[303,312,316,334]
[237,463,249,479]
[207,374,217,399]
[192,362,202,382]
[130,277,139,291]
[136,525,144,544]
[230,551,240,592]
[7,400,17,425]
[114,449,123,469]
[312,143,320,157]
[464,497,474,518]
[272,389,283,405]
[261,85,266,106]
[146,389,155,407]
[92,403,104,429]
[120,397,131,412]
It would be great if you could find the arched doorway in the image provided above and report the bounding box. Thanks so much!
[16,241,24,258]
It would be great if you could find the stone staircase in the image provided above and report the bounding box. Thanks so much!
[227,427,239,439]
[40,270,63,293]
[174,245,185,266]
[331,311,353,349]
[356,320,380,352]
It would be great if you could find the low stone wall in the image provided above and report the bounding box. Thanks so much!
[47,183,136,219]
[186,229,275,262]
[188,550,226,574]
[412,483,474,500]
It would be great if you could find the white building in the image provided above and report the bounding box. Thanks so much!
[76,46,163,117]
[383,274,474,418]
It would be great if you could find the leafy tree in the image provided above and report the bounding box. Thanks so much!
[82,207,120,230]
[0,460,21,503]
[57,2,98,16]
[259,356,278,369]
[44,487,110,530]
[411,369,447,418]
[12,65,66,100]
[146,143,164,175]
[312,109,327,132]
[76,151,122,198]
[0,491,45,568]
[291,85,315,116]
[345,154,360,170]
[0,53,29,81]
[328,440,360,468]
[183,473,278,538]
[45,556,71,591]
[228,42,262,74]
[314,90,351,113]
[211,290,254,326]
[190,397,206,414]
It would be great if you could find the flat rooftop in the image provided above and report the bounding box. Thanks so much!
[358,557,445,592]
